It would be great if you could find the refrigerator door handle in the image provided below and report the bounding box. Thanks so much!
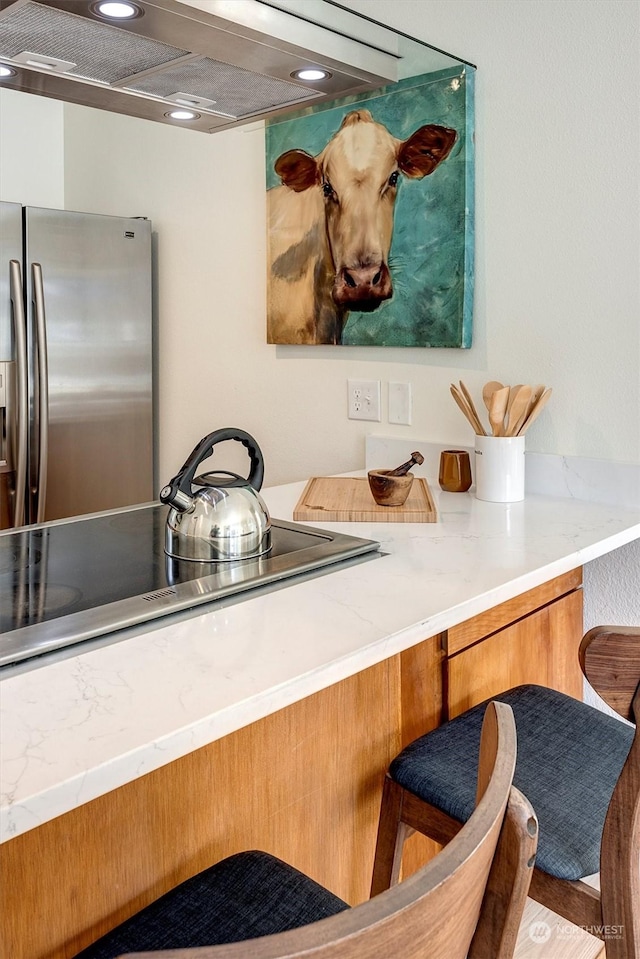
[31,262,49,523]
[9,259,28,528]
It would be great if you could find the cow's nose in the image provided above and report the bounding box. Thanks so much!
[334,262,393,310]
[343,264,385,290]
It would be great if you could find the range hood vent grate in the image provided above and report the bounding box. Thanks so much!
[0,1,189,84]
[0,0,399,132]
[125,54,314,119]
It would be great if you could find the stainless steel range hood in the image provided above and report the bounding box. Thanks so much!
[0,0,399,133]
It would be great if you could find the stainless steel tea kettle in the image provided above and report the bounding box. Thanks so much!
[160,428,271,562]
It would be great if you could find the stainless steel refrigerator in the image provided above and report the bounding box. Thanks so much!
[0,203,154,530]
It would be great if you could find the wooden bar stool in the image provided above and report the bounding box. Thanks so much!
[73,702,536,959]
[371,626,640,959]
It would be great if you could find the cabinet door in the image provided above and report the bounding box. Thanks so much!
[447,588,583,719]
[1,655,429,959]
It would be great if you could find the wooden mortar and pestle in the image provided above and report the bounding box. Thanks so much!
[368,451,424,506]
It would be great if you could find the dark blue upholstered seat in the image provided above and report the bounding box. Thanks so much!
[389,684,634,881]
[74,850,349,959]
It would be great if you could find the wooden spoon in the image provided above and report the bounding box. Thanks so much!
[488,386,510,436]
[458,381,486,436]
[517,387,552,434]
[504,385,532,436]
[482,381,504,416]
[450,384,485,435]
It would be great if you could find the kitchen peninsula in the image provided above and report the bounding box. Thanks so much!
[2,474,640,959]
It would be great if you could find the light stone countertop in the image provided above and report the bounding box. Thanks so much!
[1,476,639,843]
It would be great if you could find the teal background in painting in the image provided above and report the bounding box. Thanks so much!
[265,66,475,348]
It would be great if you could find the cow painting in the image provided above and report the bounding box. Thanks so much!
[267,109,457,345]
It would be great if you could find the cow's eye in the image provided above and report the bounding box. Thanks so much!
[388,170,400,187]
[322,180,336,200]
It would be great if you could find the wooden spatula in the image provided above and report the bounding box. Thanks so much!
[506,384,523,412]
[488,386,510,436]
[450,385,485,435]
[517,388,552,434]
[482,381,504,417]
[458,381,486,435]
[504,385,532,436]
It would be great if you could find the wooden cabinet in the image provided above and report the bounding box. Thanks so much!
[0,569,583,959]
[446,568,584,717]
[1,661,400,959]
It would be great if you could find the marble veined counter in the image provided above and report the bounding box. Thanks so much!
[2,475,639,843]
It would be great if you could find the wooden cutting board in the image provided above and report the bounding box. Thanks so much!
[293,476,437,523]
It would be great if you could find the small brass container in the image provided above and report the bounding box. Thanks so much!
[439,450,472,493]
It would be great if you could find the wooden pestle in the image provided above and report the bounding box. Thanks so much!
[387,451,424,477]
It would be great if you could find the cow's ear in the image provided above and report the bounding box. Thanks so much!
[274,149,320,192]
[397,125,457,179]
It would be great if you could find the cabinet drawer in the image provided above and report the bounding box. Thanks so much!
[446,567,582,656]
[447,587,584,718]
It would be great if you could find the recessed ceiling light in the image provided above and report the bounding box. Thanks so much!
[92,1,142,20]
[291,68,332,82]
[0,65,17,79]
[165,109,200,121]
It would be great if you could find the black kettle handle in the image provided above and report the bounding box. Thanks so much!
[160,428,264,507]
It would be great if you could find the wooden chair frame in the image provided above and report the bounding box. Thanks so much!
[370,626,640,959]
[118,702,537,959]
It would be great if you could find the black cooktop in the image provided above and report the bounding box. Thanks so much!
[0,503,380,668]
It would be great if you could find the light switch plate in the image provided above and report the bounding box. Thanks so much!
[388,382,412,425]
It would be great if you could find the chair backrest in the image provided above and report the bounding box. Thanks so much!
[580,625,640,722]
[120,700,536,959]
[580,625,640,958]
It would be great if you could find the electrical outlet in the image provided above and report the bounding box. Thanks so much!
[388,382,412,425]
[347,379,381,421]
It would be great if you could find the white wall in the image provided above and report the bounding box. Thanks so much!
[1,0,638,625]
[62,0,640,486]
[0,90,64,208]
[338,1,640,631]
